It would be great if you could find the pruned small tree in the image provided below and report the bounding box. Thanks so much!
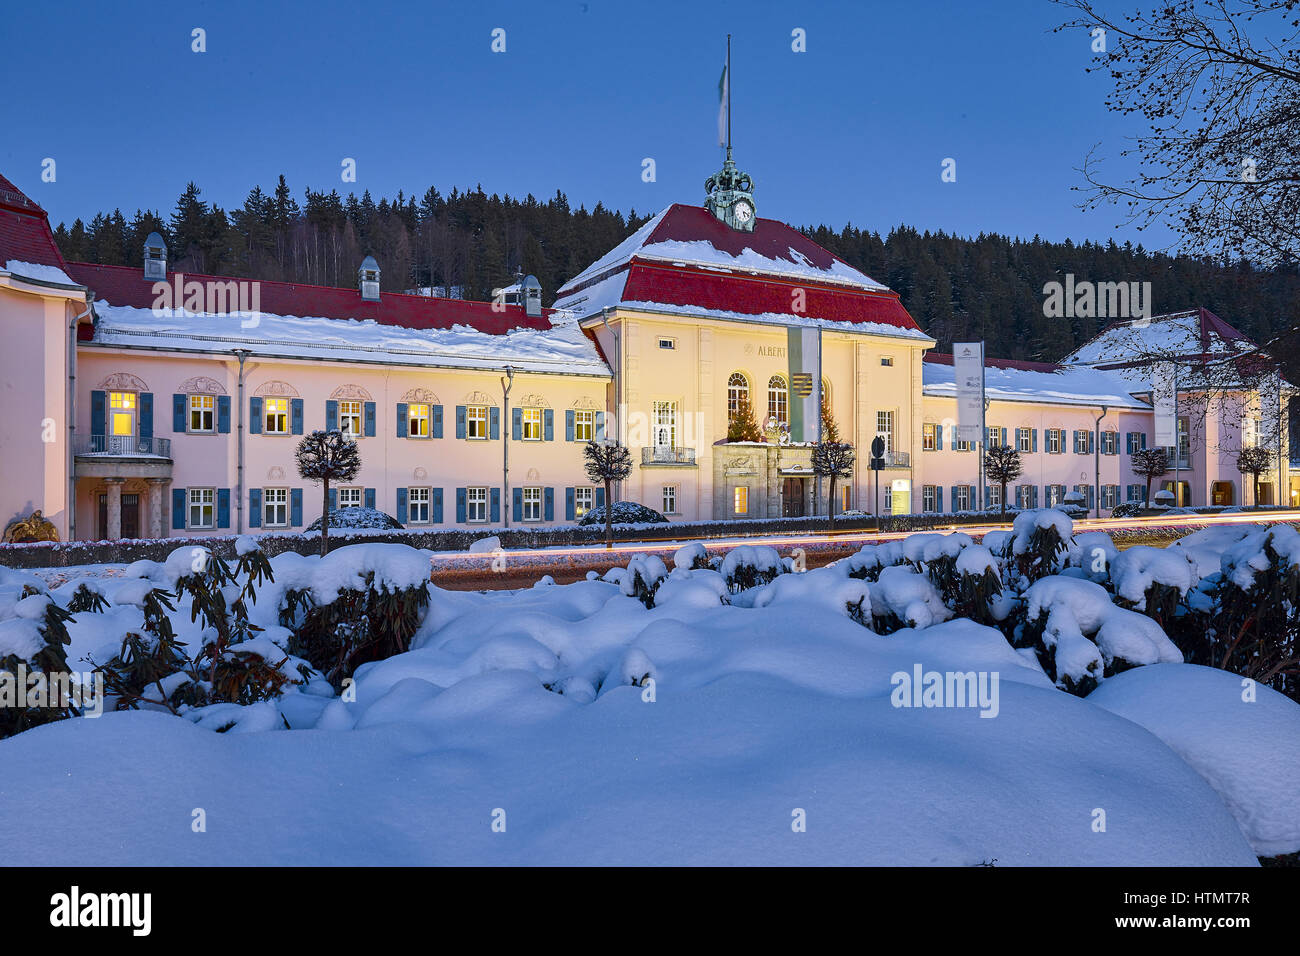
[295,429,361,556]
[811,440,855,526]
[584,439,633,548]
[727,396,762,442]
[1131,447,1169,508]
[1237,445,1272,507]
[983,443,1022,519]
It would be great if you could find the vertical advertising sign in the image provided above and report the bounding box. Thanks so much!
[1153,362,1178,448]
[1260,371,1282,448]
[953,342,985,442]
[787,326,821,443]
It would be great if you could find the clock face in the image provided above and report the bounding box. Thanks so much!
[733,201,753,224]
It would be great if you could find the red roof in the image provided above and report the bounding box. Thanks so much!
[0,173,72,274]
[64,261,554,335]
[924,352,1061,373]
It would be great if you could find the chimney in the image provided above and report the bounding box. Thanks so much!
[358,255,380,301]
[522,274,542,318]
[143,232,167,280]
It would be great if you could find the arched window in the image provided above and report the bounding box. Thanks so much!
[767,375,788,425]
[727,372,750,421]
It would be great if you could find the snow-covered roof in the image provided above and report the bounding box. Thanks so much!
[1062,309,1254,367]
[3,259,78,287]
[922,353,1149,409]
[85,301,611,376]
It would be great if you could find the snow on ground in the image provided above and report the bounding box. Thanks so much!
[1089,664,1300,857]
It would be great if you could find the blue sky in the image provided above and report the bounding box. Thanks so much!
[1,0,1170,249]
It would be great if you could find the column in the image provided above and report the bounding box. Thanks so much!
[147,479,166,538]
[105,478,124,541]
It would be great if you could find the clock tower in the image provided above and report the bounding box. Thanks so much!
[705,149,756,232]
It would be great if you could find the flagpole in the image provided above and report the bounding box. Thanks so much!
[726,34,732,155]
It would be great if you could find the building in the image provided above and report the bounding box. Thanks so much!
[0,158,1292,543]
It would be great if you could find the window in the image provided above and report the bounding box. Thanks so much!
[574,409,595,442]
[841,485,852,512]
[467,486,488,522]
[264,397,289,434]
[876,410,894,454]
[658,337,676,350]
[189,394,215,433]
[408,403,430,438]
[263,488,288,527]
[662,485,677,515]
[521,407,543,441]
[880,356,894,367]
[338,487,362,509]
[1047,429,1062,454]
[923,485,937,513]
[653,401,678,448]
[339,400,363,438]
[1047,484,1065,507]
[987,484,1001,508]
[522,486,542,521]
[1101,430,1117,455]
[767,375,788,425]
[575,487,594,518]
[188,487,215,529]
[1017,427,1033,453]
[467,405,488,440]
[408,487,431,524]
[954,485,972,511]
[922,423,937,451]
[733,486,749,515]
[986,426,1000,448]
[727,372,750,421]
[1101,484,1119,509]
[109,391,136,436]
[955,435,972,452]
[1074,430,1089,455]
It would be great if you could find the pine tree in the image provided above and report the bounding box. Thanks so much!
[728,395,762,442]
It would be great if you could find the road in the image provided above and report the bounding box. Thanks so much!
[430,508,1300,591]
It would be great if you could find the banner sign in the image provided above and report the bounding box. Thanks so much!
[1260,371,1282,448]
[1153,362,1177,447]
[953,342,985,442]
[787,327,821,443]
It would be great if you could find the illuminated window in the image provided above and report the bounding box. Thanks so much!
[339,400,363,437]
[467,405,488,440]
[922,423,936,451]
[574,487,594,518]
[574,409,595,441]
[522,407,543,441]
[109,391,136,436]
[733,486,749,515]
[408,403,430,438]
[767,376,788,425]
[264,398,289,434]
[189,394,215,432]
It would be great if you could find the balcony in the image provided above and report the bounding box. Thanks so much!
[74,435,173,481]
[875,450,910,468]
[642,446,696,466]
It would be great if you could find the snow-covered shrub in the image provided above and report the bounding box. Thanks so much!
[620,554,669,608]
[917,533,974,605]
[751,569,872,627]
[1007,509,1074,585]
[951,545,1004,627]
[0,585,79,739]
[305,506,403,532]
[1108,545,1197,627]
[1067,531,1118,584]
[281,543,432,689]
[1110,502,1143,519]
[719,545,785,593]
[653,567,729,609]
[578,502,668,527]
[66,583,109,615]
[870,565,952,633]
[672,542,710,571]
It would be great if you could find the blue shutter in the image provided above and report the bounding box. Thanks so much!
[544,409,554,442]
[172,394,187,433]
[91,390,106,436]
[1000,427,1007,446]
[1031,428,1038,452]
[217,488,231,529]
[291,488,303,527]
[513,487,523,522]
[291,398,304,435]
[364,487,375,510]
[490,488,501,523]
[328,488,338,511]
[217,395,231,434]
[489,407,500,441]
[936,424,943,450]
[512,407,522,441]
[363,402,376,437]
[172,488,186,529]
[936,486,943,512]
[456,487,467,523]
[433,405,444,439]
[951,486,959,513]
[138,393,154,439]
[396,487,408,524]
[1088,432,1095,454]
[1140,432,1147,450]
[595,411,606,441]
[566,487,575,521]
[326,400,338,432]
[455,405,467,439]
[595,487,606,509]
[566,409,575,442]
[544,487,554,521]
[396,403,408,438]
[248,488,262,528]
[433,487,443,523]
[249,397,263,434]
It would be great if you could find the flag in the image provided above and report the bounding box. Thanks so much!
[717,64,728,147]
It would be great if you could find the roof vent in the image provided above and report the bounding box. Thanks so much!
[358,255,380,302]
[143,232,167,281]
[523,274,542,317]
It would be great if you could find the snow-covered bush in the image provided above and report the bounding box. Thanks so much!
[751,568,871,626]
[0,583,79,739]
[620,553,669,608]
[578,502,667,527]
[1006,509,1074,585]
[1108,545,1197,627]
[305,506,403,532]
[870,565,952,633]
[951,545,1004,627]
[719,545,785,593]
[672,542,710,571]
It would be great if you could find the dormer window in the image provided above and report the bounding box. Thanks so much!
[143,231,167,280]
[358,255,381,301]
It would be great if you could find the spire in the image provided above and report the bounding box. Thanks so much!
[705,35,756,231]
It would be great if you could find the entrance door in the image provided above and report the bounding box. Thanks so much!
[1211,481,1235,506]
[782,477,805,518]
[121,494,140,539]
